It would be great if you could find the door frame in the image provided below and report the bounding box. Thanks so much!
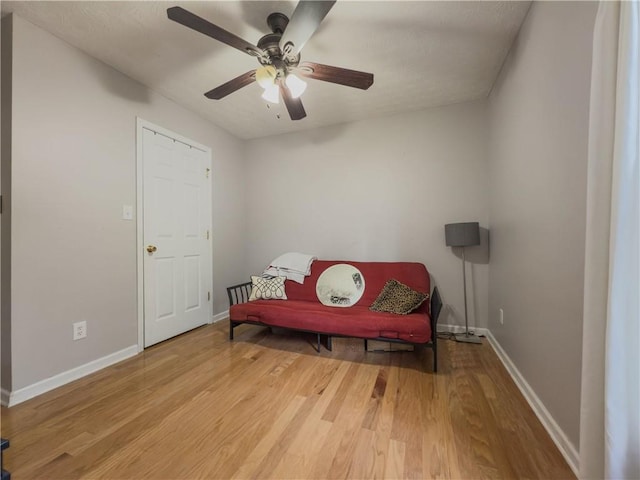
[135,117,213,352]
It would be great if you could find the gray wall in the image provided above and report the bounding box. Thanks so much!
[487,1,597,449]
[6,15,247,391]
[245,103,490,330]
[1,16,13,393]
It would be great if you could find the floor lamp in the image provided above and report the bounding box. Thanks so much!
[445,222,482,344]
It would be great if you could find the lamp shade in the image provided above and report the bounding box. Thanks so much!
[445,222,480,247]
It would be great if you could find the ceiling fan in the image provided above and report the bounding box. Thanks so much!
[167,1,374,121]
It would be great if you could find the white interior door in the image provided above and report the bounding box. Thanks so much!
[142,127,211,347]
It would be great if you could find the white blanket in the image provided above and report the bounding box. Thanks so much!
[264,252,317,284]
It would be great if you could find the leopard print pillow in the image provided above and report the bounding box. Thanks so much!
[369,279,429,315]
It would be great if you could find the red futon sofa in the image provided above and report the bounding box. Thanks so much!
[226,260,442,371]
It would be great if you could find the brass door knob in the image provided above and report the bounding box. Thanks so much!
[146,245,157,253]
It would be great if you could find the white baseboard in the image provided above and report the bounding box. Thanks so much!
[212,310,229,323]
[484,330,579,476]
[4,345,138,407]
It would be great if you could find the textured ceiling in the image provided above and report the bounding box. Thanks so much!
[2,1,531,140]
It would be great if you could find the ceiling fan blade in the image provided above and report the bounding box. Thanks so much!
[294,62,374,90]
[204,70,257,100]
[167,6,264,58]
[279,82,307,120]
[279,1,336,58]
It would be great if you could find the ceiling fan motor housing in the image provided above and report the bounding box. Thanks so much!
[257,14,300,73]
[257,33,283,62]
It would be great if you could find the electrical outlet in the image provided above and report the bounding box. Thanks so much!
[73,321,87,340]
[499,308,504,325]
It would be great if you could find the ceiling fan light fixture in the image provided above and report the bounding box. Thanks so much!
[255,65,277,89]
[285,73,307,99]
[261,83,280,104]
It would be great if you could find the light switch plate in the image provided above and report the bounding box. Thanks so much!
[122,205,133,220]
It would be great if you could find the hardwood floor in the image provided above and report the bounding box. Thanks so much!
[1,322,575,479]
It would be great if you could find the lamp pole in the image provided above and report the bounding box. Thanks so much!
[445,222,482,344]
[462,247,469,337]
[455,246,481,343]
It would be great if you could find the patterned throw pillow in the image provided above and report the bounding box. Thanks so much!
[249,276,288,301]
[369,279,429,315]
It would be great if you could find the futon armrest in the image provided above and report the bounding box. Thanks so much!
[430,286,442,327]
[227,281,252,307]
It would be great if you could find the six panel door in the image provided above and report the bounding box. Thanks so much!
[142,128,211,347]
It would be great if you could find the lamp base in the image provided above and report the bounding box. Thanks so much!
[454,332,483,344]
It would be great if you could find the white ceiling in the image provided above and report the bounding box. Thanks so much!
[2,1,531,140]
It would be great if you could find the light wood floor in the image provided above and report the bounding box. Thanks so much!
[1,322,575,479]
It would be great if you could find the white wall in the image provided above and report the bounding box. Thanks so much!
[7,15,247,391]
[488,1,597,451]
[245,103,490,330]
